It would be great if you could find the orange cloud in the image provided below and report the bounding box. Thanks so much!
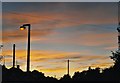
[78,32,117,46]
[2,3,117,78]
[3,11,117,46]
[104,45,118,50]
[2,27,55,43]
[3,49,113,70]
[39,32,117,47]
[3,9,117,29]
[2,49,114,78]
[2,49,81,63]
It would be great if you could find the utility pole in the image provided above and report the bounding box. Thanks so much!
[13,44,15,68]
[67,59,70,75]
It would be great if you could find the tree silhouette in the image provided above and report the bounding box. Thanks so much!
[2,50,120,82]
[60,74,71,81]
[110,51,120,68]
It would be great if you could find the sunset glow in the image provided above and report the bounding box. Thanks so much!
[2,2,118,78]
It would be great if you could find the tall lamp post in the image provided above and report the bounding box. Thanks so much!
[20,24,31,72]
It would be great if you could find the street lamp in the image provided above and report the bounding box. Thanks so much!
[20,24,31,72]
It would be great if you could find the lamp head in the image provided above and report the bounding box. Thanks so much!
[20,26,26,30]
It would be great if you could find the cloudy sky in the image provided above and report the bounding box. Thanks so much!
[1,0,120,2]
[2,2,119,78]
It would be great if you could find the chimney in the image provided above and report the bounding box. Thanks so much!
[17,65,20,69]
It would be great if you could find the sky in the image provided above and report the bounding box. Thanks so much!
[1,0,120,2]
[1,2,119,78]
[0,2,1,38]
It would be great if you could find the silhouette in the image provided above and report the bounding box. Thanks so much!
[20,24,31,72]
[2,2,120,82]
[2,48,120,82]
[67,59,70,75]
[60,74,71,81]
[2,65,58,82]
[13,44,16,68]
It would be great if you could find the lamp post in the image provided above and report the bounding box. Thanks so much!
[20,24,31,72]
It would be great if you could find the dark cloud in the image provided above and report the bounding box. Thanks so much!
[4,55,12,58]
